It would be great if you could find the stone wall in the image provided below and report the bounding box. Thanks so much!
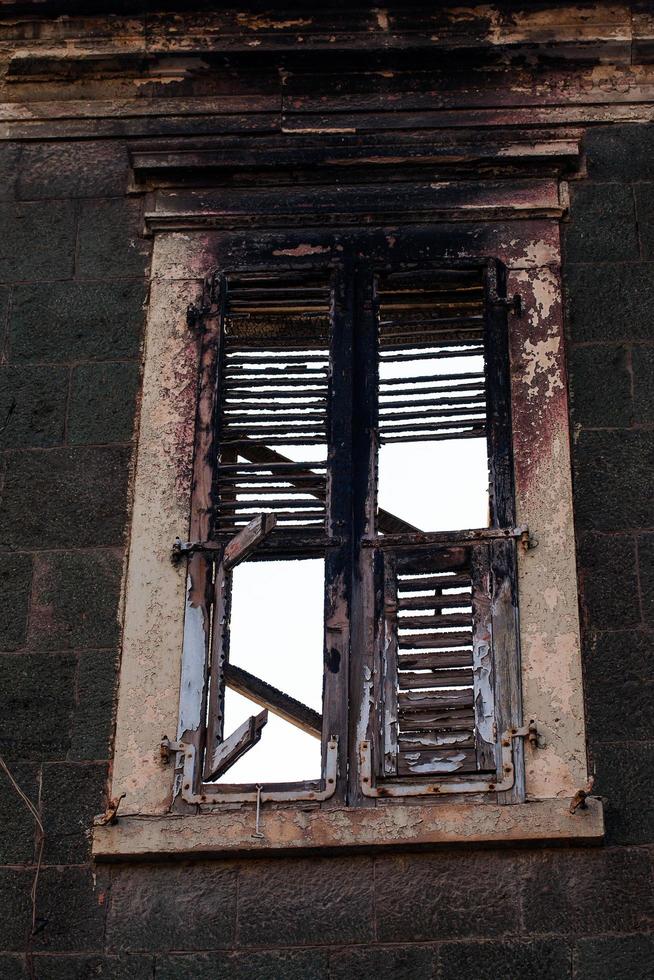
[0,40,652,980]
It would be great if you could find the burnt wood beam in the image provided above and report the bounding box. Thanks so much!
[224,663,322,739]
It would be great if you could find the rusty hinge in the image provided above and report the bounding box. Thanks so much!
[507,720,544,749]
[186,270,222,332]
[519,528,538,553]
[171,537,223,565]
[160,736,186,764]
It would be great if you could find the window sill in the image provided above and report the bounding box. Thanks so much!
[93,797,604,860]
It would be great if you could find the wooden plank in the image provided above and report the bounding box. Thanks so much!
[471,544,496,771]
[491,538,524,805]
[398,748,478,776]
[205,710,268,781]
[399,689,474,711]
[398,669,473,690]
[222,513,277,570]
[399,732,474,751]
[381,550,399,778]
[398,594,472,610]
[399,709,475,732]
[397,650,472,670]
[223,663,322,739]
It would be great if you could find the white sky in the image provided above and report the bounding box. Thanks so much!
[217,350,488,784]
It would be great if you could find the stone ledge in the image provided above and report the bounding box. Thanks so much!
[93,797,604,860]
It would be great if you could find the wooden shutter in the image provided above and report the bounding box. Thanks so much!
[366,261,521,794]
[377,542,501,781]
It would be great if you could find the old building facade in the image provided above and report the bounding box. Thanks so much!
[0,3,653,978]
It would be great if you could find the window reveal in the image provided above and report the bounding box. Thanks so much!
[175,257,524,804]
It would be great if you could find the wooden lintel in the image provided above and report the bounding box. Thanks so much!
[224,663,322,739]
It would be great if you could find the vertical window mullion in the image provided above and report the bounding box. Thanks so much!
[484,260,516,529]
[323,262,355,802]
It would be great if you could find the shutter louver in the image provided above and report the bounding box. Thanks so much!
[377,270,487,445]
[214,273,331,534]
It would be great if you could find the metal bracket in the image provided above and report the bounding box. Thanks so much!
[490,293,522,317]
[180,737,339,805]
[171,538,223,565]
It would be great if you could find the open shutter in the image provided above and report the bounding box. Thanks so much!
[202,271,336,784]
[204,514,276,781]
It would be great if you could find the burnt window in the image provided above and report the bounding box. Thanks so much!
[177,257,523,804]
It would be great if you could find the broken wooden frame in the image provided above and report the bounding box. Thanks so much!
[173,252,525,805]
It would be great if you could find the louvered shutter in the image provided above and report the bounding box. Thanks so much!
[366,262,521,793]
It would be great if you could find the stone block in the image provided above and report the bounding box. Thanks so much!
[586,123,654,180]
[565,183,639,264]
[0,870,33,951]
[584,630,653,741]
[565,264,654,343]
[638,533,654,626]
[18,142,129,200]
[0,447,131,549]
[438,939,571,980]
[0,366,67,449]
[107,864,237,952]
[0,553,32,651]
[69,650,118,761]
[41,763,107,864]
[0,653,75,761]
[156,950,328,980]
[0,203,76,282]
[34,868,106,952]
[68,362,140,445]
[574,934,654,980]
[330,945,434,980]
[568,345,632,428]
[577,533,640,630]
[10,281,146,363]
[632,346,654,422]
[28,551,122,650]
[573,430,654,531]
[521,847,653,936]
[592,742,654,845]
[375,851,519,942]
[237,856,374,948]
[77,200,150,279]
[0,763,38,864]
[0,956,26,979]
[633,183,654,259]
[33,956,153,980]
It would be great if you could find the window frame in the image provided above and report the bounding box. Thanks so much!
[173,252,525,807]
[95,214,603,856]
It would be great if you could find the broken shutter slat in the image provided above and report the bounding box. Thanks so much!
[205,710,268,782]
